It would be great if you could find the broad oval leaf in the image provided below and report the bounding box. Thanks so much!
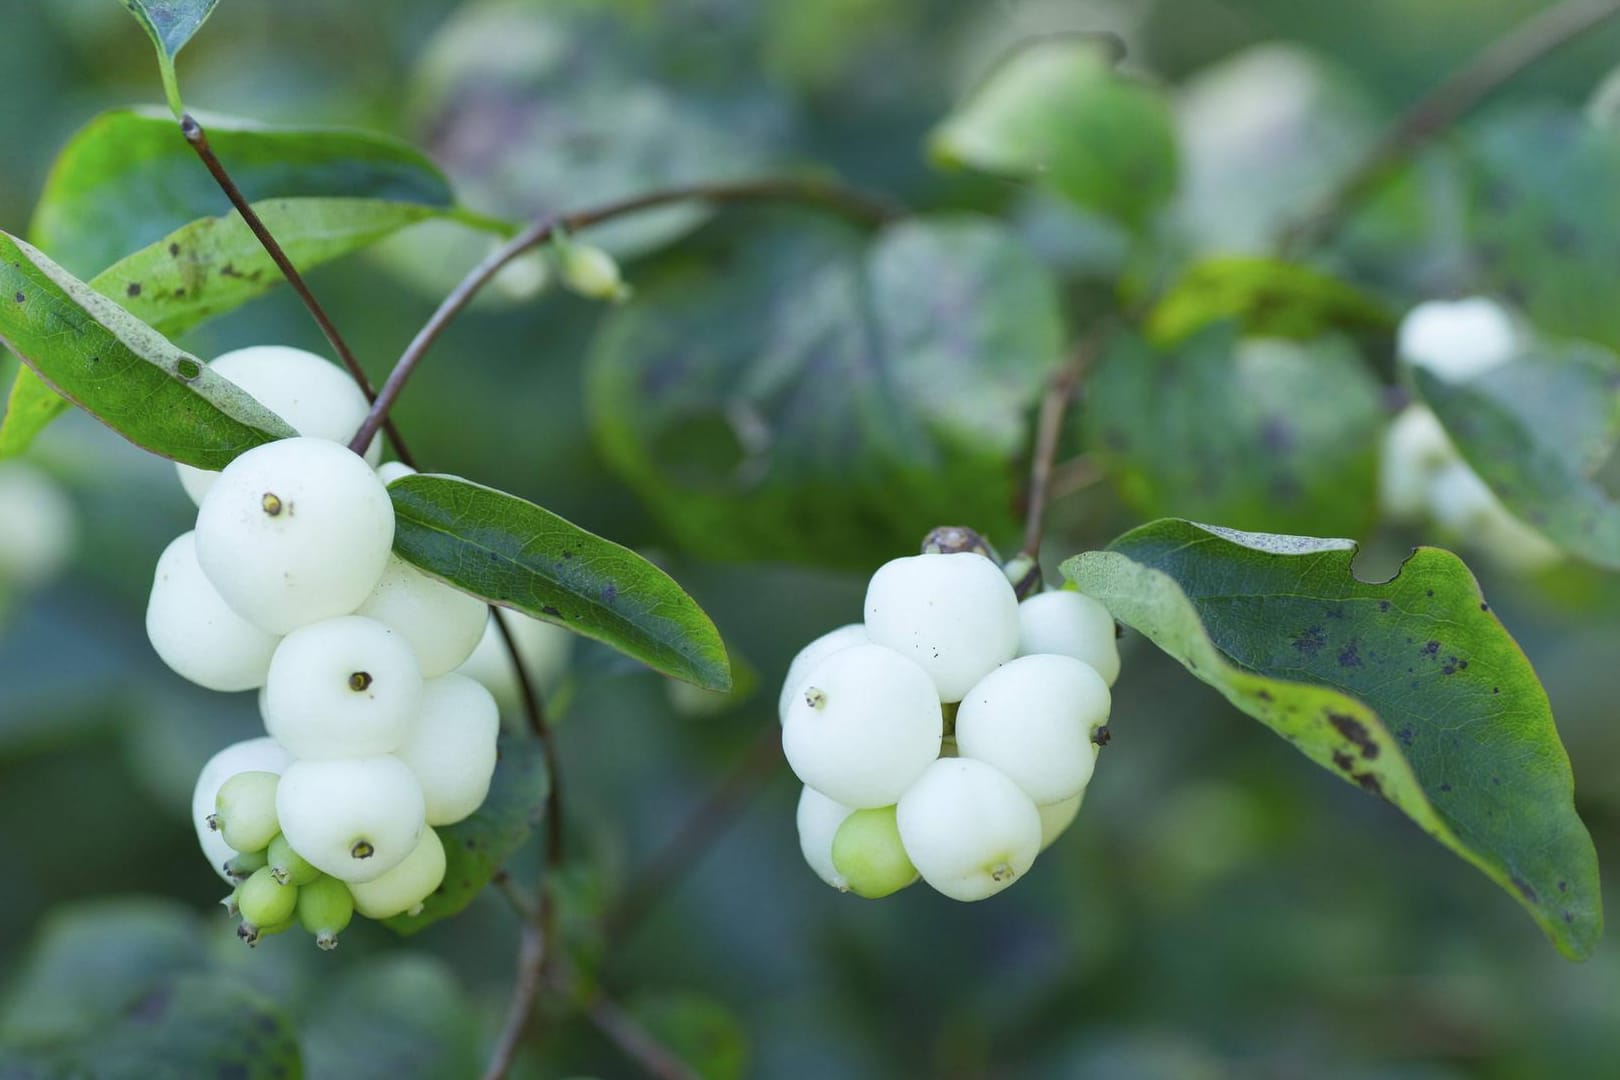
[1413,342,1620,569]
[299,956,481,1077]
[388,474,731,691]
[30,107,453,278]
[384,733,548,936]
[1145,256,1393,347]
[72,975,300,1080]
[1085,321,1384,538]
[0,231,294,467]
[3,196,447,459]
[588,212,1065,566]
[930,37,1178,229]
[1064,519,1601,959]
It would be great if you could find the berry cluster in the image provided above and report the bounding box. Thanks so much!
[782,549,1121,902]
[146,345,516,948]
[1380,298,1560,571]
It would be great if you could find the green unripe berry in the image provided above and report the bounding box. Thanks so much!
[267,834,319,887]
[237,866,298,941]
[556,240,631,303]
[831,806,917,899]
[211,771,280,854]
[297,874,355,951]
[224,847,268,883]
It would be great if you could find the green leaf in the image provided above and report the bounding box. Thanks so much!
[588,212,1065,566]
[627,992,749,1080]
[1460,105,1620,352]
[299,956,480,1078]
[384,734,548,935]
[74,975,300,1080]
[120,0,219,117]
[30,107,453,279]
[412,1,785,259]
[1064,519,1602,959]
[1145,256,1394,347]
[0,231,295,467]
[1085,321,1383,538]
[388,474,731,691]
[2,196,444,459]
[930,37,1178,229]
[1413,343,1620,570]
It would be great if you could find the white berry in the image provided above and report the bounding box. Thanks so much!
[376,461,417,485]
[1379,405,1456,522]
[176,345,381,505]
[275,756,425,883]
[193,737,293,883]
[0,461,75,586]
[348,827,447,919]
[778,624,867,723]
[1397,297,1518,384]
[146,532,281,692]
[1038,792,1083,851]
[796,786,855,891]
[955,654,1109,805]
[864,552,1019,702]
[263,615,423,759]
[394,673,499,826]
[1016,591,1120,686]
[455,612,573,709]
[353,555,487,677]
[896,758,1041,902]
[782,644,942,808]
[194,437,395,634]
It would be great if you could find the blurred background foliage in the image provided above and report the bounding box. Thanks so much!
[3,0,1620,1076]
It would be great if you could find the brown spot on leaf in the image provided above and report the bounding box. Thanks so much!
[1354,772,1384,797]
[1337,642,1363,668]
[1328,712,1379,759]
[1512,876,1538,904]
[1293,627,1326,656]
[126,282,142,297]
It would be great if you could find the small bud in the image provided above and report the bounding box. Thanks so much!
[214,771,281,853]
[556,240,631,303]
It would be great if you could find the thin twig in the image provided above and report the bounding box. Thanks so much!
[493,608,563,868]
[349,176,901,454]
[1018,329,1109,574]
[604,724,783,941]
[586,994,704,1080]
[480,921,546,1080]
[178,113,418,466]
[1280,0,1620,255]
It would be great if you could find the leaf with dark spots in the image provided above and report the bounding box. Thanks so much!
[389,474,731,690]
[1065,519,1602,959]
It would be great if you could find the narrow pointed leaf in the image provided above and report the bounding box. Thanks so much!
[388,474,732,691]
[1413,344,1620,570]
[120,0,220,116]
[0,231,293,467]
[384,734,547,935]
[1064,519,1601,959]
[3,197,444,457]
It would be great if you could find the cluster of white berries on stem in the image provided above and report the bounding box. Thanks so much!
[145,345,557,947]
[783,535,1121,902]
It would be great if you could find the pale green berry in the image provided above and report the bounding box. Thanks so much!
[782,644,942,808]
[954,654,1109,805]
[557,241,630,302]
[831,806,917,899]
[394,674,499,826]
[795,786,854,891]
[864,552,1020,702]
[896,758,1041,902]
[211,771,281,854]
[1016,591,1120,686]
[176,345,381,505]
[456,612,573,710]
[1379,405,1456,523]
[236,866,298,943]
[263,615,423,759]
[194,738,292,884]
[1038,792,1083,851]
[778,624,867,724]
[353,555,487,678]
[194,437,395,635]
[267,833,320,887]
[347,827,447,919]
[224,848,269,884]
[297,874,355,951]
[146,532,281,692]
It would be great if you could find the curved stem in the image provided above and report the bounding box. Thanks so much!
[480,921,546,1080]
[179,114,418,467]
[1280,0,1620,255]
[1017,327,1110,586]
[586,994,703,1080]
[493,608,564,867]
[348,176,901,454]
